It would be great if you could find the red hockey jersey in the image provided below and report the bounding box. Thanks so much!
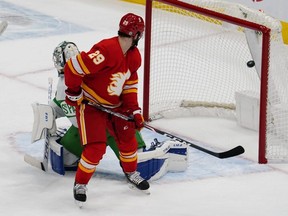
[64,36,141,111]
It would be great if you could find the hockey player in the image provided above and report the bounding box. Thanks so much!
[30,40,188,184]
[64,13,150,203]
[50,40,146,172]
[29,14,188,205]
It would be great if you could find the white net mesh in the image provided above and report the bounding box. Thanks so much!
[266,42,288,161]
[146,0,288,161]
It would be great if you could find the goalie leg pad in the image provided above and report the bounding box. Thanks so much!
[49,136,80,175]
[137,140,188,181]
[167,140,188,172]
[31,103,56,143]
[137,157,168,181]
[49,137,65,175]
[137,141,170,180]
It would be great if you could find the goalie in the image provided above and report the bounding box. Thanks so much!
[30,41,188,180]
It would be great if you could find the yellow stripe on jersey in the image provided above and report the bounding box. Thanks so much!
[82,83,115,106]
[78,161,96,173]
[122,81,138,94]
[78,155,99,173]
[125,80,138,85]
[124,83,138,89]
[70,55,85,75]
[67,60,84,77]
[79,104,87,145]
[119,151,137,163]
[77,55,91,75]
[81,154,98,165]
[122,89,137,94]
[123,80,138,94]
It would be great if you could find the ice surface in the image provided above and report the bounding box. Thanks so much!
[1,0,288,215]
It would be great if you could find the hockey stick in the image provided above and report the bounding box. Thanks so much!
[24,77,53,171]
[88,102,245,159]
[143,125,245,159]
[0,20,8,35]
[24,129,50,171]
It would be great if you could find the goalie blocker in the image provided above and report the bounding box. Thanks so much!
[31,103,188,180]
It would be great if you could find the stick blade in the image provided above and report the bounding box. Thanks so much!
[24,154,47,171]
[218,145,245,159]
[0,20,8,35]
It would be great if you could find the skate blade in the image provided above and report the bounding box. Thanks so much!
[74,200,85,208]
[128,183,151,195]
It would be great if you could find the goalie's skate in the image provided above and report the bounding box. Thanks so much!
[73,183,87,208]
[125,171,150,195]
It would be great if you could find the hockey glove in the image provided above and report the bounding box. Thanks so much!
[65,88,83,106]
[133,110,144,130]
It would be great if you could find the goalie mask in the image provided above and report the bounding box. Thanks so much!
[52,41,79,76]
[118,13,145,47]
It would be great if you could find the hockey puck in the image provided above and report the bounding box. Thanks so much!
[247,60,255,68]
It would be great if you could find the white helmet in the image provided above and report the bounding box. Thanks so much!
[52,41,79,76]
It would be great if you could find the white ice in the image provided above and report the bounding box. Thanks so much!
[1,0,288,215]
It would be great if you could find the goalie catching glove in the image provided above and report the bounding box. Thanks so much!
[65,88,83,106]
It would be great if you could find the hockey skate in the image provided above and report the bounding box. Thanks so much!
[125,171,150,195]
[73,182,87,208]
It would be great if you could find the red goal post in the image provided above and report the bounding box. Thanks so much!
[143,0,287,163]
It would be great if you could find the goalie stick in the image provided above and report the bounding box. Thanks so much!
[88,102,245,159]
[24,130,49,171]
[24,77,53,171]
[0,20,8,35]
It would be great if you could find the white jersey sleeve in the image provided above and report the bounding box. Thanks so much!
[54,76,78,127]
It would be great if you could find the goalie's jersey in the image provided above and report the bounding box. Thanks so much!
[50,76,78,127]
[64,36,141,110]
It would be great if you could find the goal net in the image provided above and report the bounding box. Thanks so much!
[143,0,288,163]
